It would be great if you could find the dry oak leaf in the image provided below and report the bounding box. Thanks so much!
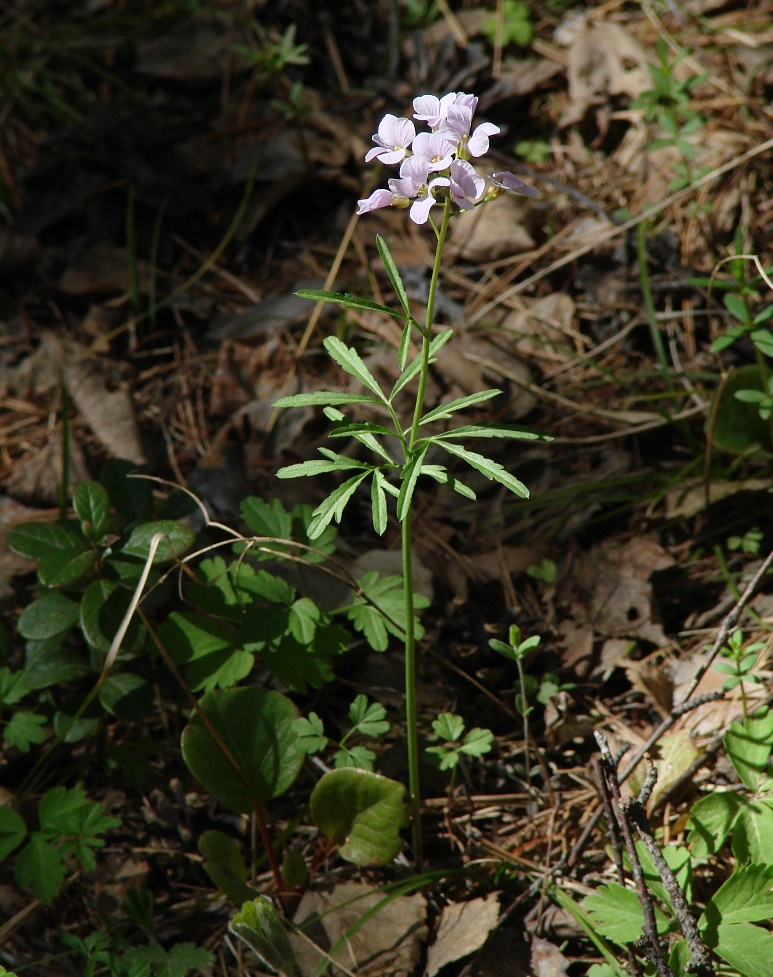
[425,894,500,977]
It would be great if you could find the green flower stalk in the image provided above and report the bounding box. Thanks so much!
[274,91,546,864]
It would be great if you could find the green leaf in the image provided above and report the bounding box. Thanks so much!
[435,441,529,498]
[293,713,328,754]
[98,672,152,720]
[323,336,387,399]
[724,707,773,790]
[6,522,84,563]
[751,328,773,357]
[700,865,773,937]
[398,317,413,371]
[310,768,407,865]
[199,829,257,904]
[4,711,47,752]
[276,454,371,479]
[347,571,429,651]
[371,470,389,536]
[73,481,110,539]
[724,291,752,327]
[273,391,384,409]
[120,520,195,563]
[732,800,773,865]
[327,417,397,463]
[18,592,81,641]
[334,744,376,770]
[288,597,320,644]
[307,471,370,538]
[296,288,408,320]
[348,695,389,737]
[687,791,747,862]
[397,442,429,521]
[390,328,453,399]
[712,922,773,977]
[0,667,30,706]
[419,389,501,425]
[230,896,298,977]
[0,807,27,860]
[40,547,95,587]
[181,687,304,813]
[584,882,673,944]
[14,836,66,904]
[376,235,411,316]
[432,713,465,742]
[80,579,144,655]
[461,726,494,758]
[434,423,549,441]
[24,642,91,690]
[420,465,477,500]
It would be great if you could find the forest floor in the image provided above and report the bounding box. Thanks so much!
[1,1,773,976]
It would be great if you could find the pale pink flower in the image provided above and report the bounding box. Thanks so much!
[449,159,485,210]
[442,104,500,158]
[412,93,459,129]
[411,130,456,173]
[365,114,416,165]
[388,157,449,224]
[356,188,398,215]
[490,171,539,197]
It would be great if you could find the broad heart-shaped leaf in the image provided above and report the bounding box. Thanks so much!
[306,471,371,539]
[0,807,27,861]
[434,441,529,498]
[723,707,773,790]
[181,687,304,813]
[199,829,258,905]
[419,389,501,426]
[273,391,383,409]
[296,287,408,320]
[120,520,195,563]
[18,592,81,641]
[584,882,673,945]
[687,790,747,862]
[397,443,429,521]
[72,481,110,539]
[700,864,773,937]
[391,328,453,400]
[376,234,411,317]
[323,337,387,400]
[230,896,298,977]
[310,767,407,865]
[712,922,773,977]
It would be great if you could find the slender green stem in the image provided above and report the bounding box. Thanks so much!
[402,197,452,864]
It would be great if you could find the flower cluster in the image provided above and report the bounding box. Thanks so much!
[357,92,537,225]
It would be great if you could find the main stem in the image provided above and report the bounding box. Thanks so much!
[402,198,452,864]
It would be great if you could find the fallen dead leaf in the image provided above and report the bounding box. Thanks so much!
[531,935,571,977]
[425,893,500,977]
[449,193,535,262]
[6,434,91,505]
[560,22,651,127]
[292,882,427,977]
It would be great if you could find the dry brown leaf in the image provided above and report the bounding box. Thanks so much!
[6,434,91,505]
[449,194,535,262]
[531,935,571,977]
[544,691,595,748]
[560,22,650,127]
[665,477,771,519]
[63,347,146,465]
[57,242,145,297]
[500,293,578,364]
[425,894,500,977]
[292,882,427,977]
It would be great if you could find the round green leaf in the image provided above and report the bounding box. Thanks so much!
[181,687,304,813]
[80,579,143,654]
[120,520,195,563]
[6,522,82,562]
[199,829,257,904]
[98,672,152,720]
[18,593,80,641]
[310,767,407,865]
[709,366,772,455]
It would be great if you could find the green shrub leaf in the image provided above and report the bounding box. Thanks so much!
[73,481,110,539]
[18,593,81,641]
[310,767,407,865]
[0,807,27,861]
[181,687,304,813]
[120,521,195,563]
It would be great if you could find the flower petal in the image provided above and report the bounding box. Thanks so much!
[490,171,539,197]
